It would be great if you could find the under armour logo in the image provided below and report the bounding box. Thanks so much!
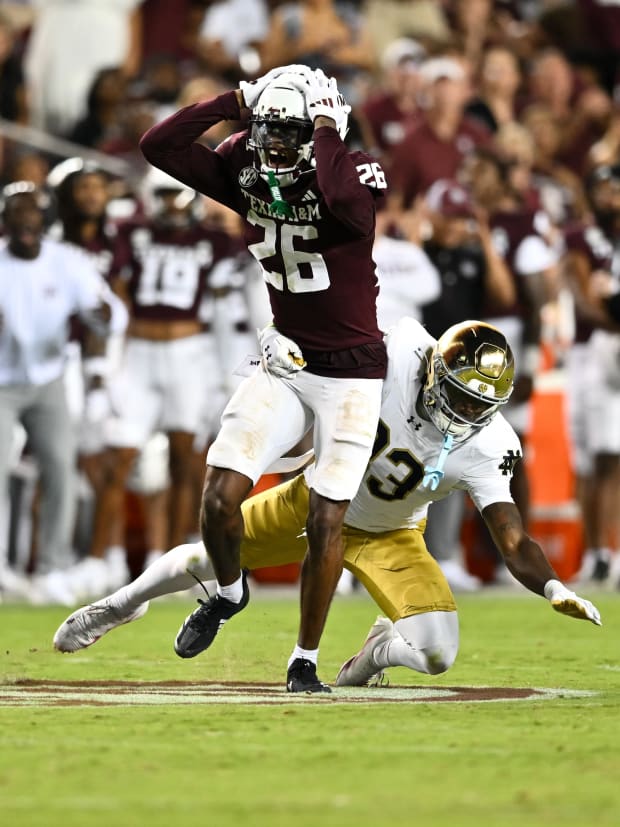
[407,416,422,431]
[498,449,522,476]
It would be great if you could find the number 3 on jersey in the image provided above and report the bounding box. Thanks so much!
[246,210,330,293]
[366,419,424,501]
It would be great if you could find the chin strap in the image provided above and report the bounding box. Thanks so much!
[422,433,454,491]
[266,170,293,218]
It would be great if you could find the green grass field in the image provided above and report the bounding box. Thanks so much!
[1,587,619,827]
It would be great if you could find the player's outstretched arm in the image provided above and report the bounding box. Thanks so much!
[482,501,602,626]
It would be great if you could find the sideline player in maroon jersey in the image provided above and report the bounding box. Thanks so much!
[140,64,388,692]
[86,167,243,595]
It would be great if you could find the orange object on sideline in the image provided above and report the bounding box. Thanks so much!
[463,375,584,582]
[525,379,574,506]
[524,377,583,580]
[528,503,583,581]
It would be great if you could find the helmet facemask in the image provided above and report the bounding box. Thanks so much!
[423,322,514,441]
[248,76,314,187]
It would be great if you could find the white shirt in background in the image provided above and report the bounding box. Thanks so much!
[0,238,127,386]
[199,0,269,59]
[374,235,441,330]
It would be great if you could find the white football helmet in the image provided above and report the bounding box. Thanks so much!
[141,166,201,226]
[423,321,514,440]
[247,73,315,186]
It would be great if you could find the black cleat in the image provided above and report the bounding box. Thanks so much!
[174,571,249,658]
[286,658,332,694]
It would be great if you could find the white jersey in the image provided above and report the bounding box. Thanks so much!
[339,317,522,532]
[0,238,127,386]
[374,236,441,329]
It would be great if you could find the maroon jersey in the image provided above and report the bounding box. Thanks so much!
[62,223,123,343]
[117,219,237,322]
[388,116,490,207]
[564,221,614,343]
[61,222,122,283]
[361,92,420,157]
[140,91,387,378]
[487,207,555,318]
[579,0,620,50]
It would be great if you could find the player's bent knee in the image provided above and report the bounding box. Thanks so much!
[392,611,459,675]
[393,642,458,675]
[419,644,458,675]
[201,483,240,524]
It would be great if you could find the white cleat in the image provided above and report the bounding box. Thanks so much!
[30,570,77,606]
[0,567,34,603]
[53,598,149,652]
[335,616,394,686]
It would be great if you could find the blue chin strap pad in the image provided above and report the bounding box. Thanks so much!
[422,433,454,491]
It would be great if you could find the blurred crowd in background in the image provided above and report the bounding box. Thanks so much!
[1,0,620,605]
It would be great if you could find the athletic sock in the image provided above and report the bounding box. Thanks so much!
[143,549,164,571]
[288,646,319,668]
[216,575,244,604]
[111,542,213,611]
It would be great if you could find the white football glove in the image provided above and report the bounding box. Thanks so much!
[258,324,306,379]
[302,71,350,134]
[544,579,602,626]
[239,64,314,108]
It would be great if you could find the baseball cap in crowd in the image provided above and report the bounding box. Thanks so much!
[381,37,426,72]
[426,179,476,218]
[419,56,466,84]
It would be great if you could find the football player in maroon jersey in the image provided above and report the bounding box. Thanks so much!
[140,64,388,692]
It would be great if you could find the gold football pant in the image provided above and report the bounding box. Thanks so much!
[240,475,457,622]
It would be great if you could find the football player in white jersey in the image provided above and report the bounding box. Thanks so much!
[54,318,601,688]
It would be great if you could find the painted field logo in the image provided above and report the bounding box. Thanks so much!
[0,680,598,708]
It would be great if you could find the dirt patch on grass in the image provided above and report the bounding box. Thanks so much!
[0,680,596,707]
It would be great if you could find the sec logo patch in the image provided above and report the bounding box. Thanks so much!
[239,167,259,188]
